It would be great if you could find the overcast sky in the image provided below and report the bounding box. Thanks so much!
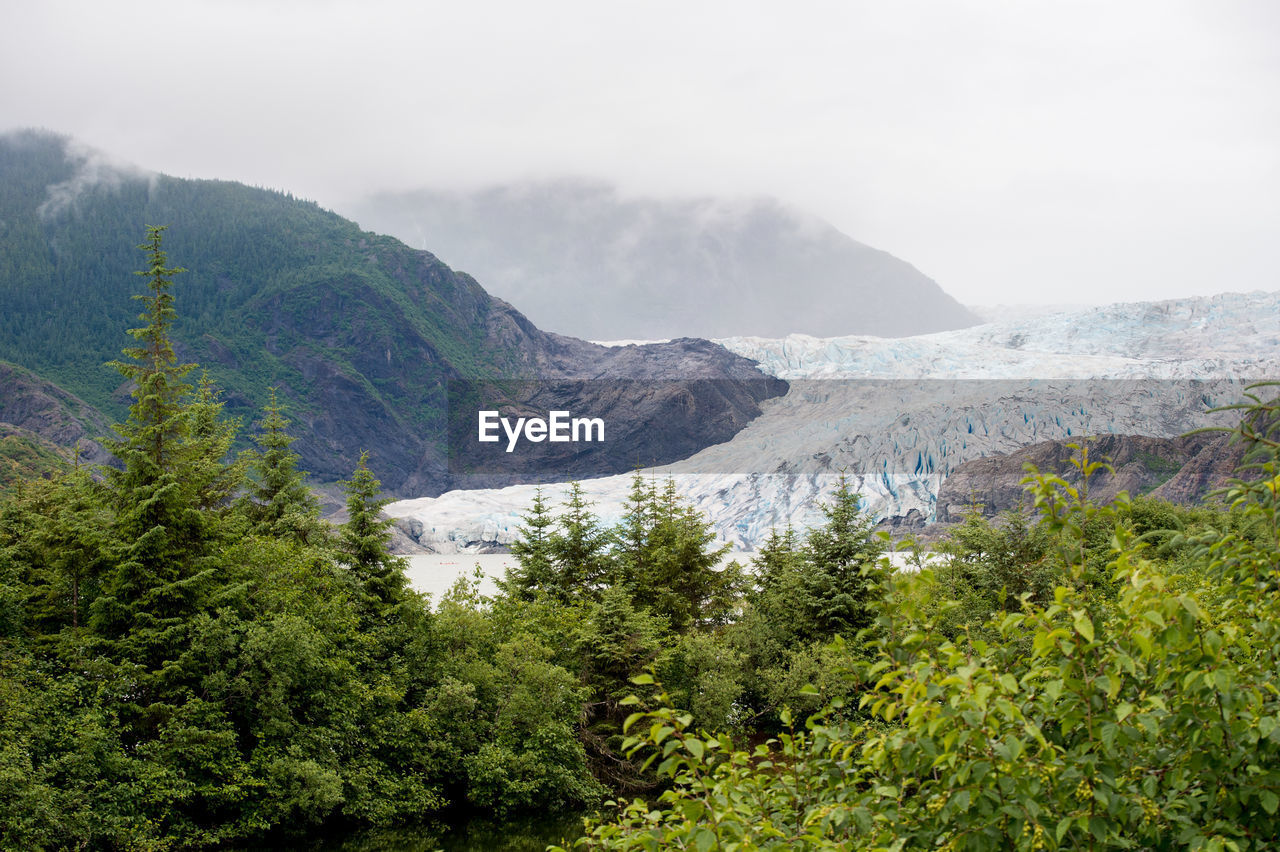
[3,0,1277,307]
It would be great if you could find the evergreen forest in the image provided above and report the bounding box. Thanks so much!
[3,227,1280,851]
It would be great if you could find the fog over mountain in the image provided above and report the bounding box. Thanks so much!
[348,181,980,341]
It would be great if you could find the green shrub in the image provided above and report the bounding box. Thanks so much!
[570,389,1280,851]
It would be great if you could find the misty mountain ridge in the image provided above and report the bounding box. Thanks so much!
[0,130,783,495]
[346,179,980,340]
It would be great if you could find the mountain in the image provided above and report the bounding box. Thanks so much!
[0,131,784,495]
[0,359,113,493]
[0,361,111,465]
[932,433,1219,523]
[931,413,1276,522]
[385,291,1280,552]
[0,423,72,494]
[346,180,980,340]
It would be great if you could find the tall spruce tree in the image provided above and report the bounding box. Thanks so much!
[631,478,734,631]
[796,475,885,640]
[92,226,220,674]
[340,451,409,610]
[243,388,324,543]
[500,486,556,599]
[107,225,192,475]
[546,481,608,601]
[611,472,655,593]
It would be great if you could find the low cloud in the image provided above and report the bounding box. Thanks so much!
[37,138,155,221]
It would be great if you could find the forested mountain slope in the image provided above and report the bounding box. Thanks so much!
[0,131,782,494]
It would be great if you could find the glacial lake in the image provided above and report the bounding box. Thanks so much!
[403,554,520,602]
[403,551,936,605]
[403,552,768,603]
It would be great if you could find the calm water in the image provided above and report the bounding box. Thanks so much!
[403,553,762,603]
[404,550,934,604]
[403,554,516,601]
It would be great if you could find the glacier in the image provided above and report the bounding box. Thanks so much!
[386,290,1280,554]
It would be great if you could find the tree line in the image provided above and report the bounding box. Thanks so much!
[4,226,1277,850]
[0,227,891,848]
[566,402,1280,850]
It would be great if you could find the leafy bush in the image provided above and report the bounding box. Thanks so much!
[569,388,1280,851]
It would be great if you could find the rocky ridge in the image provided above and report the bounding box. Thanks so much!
[386,291,1280,552]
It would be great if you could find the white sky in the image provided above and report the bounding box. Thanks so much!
[2,0,1277,306]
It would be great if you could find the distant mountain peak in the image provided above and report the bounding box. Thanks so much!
[346,180,979,340]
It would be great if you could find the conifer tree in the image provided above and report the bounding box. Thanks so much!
[739,480,884,678]
[635,478,733,630]
[185,372,244,515]
[340,451,409,610]
[797,475,885,640]
[501,486,555,599]
[736,524,806,670]
[18,469,112,634]
[243,388,324,543]
[92,226,215,667]
[546,481,608,601]
[752,524,803,593]
[107,225,192,475]
[611,472,655,592]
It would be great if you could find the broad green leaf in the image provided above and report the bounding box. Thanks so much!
[1073,611,1095,643]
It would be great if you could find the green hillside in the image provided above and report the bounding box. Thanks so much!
[0,131,547,491]
[0,425,68,493]
[0,131,786,495]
